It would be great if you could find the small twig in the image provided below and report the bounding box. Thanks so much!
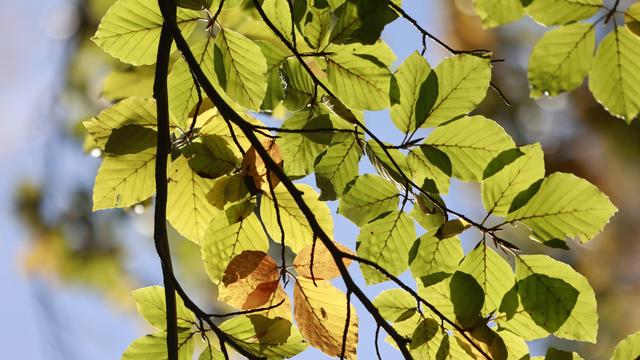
[309,235,318,287]
[375,325,383,360]
[266,168,288,284]
[340,289,353,360]
[207,299,286,318]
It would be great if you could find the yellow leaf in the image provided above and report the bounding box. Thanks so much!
[294,278,358,359]
[293,242,353,280]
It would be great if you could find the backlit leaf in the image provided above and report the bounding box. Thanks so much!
[357,210,416,285]
[505,172,617,245]
[327,44,392,110]
[293,241,353,280]
[314,137,362,200]
[528,23,596,98]
[220,315,308,359]
[215,28,268,110]
[423,54,492,127]
[132,286,195,330]
[338,174,399,226]
[473,0,525,28]
[588,26,640,123]
[482,144,545,217]
[425,115,515,181]
[201,213,269,284]
[390,51,435,133]
[260,184,334,252]
[92,0,200,65]
[410,235,463,287]
[526,0,602,26]
[294,278,358,359]
[167,155,220,244]
[611,329,640,360]
[218,251,280,310]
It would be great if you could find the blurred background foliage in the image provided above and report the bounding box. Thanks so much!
[1,0,639,359]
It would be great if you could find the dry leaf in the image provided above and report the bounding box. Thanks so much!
[241,138,283,191]
[294,278,358,359]
[219,250,280,309]
[293,241,354,280]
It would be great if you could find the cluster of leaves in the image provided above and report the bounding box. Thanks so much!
[85,0,640,359]
[473,0,640,123]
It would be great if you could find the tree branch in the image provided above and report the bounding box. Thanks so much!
[153,7,178,359]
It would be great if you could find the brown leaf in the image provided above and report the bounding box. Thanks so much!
[218,250,280,309]
[293,242,354,280]
[241,138,283,191]
[294,278,358,359]
[258,286,292,321]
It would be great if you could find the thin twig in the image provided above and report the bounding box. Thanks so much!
[207,299,286,318]
[340,289,353,360]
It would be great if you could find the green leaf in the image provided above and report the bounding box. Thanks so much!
[364,141,411,189]
[505,172,617,244]
[482,144,545,217]
[167,155,221,244]
[260,184,334,253]
[181,135,237,179]
[277,112,332,178]
[201,213,269,284]
[282,58,316,111]
[168,37,216,127]
[220,315,308,359]
[215,28,268,110]
[92,0,200,65]
[357,210,416,285]
[122,331,195,360]
[423,54,492,127]
[92,148,156,211]
[390,51,435,133]
[418,275,484,329]
[611,329,640,360]
[626,3,640,36]
[372,289,417,323]
[177,0,212,10]
[473,0,525,28]
[329,0,401,45]
[546,348,585,359]
[528,23,596,98]
[588,26,640,123]
[410,235,463,287]
[411,194,446,234]
[338,174,399,226]
[84,97,161,150]
[457,244,515,317]
[526,0,603,26]
[257,40,288,111]
[300,5,332,50]
[314,137,362,201]
[198,344,225,360]
[407,145,452,194]
[425,115,515,182]
[102,66,155,101]
[509,254,598,342]
[262,0,294,44]
[498,329,531,360]
[327,44,392,110]
[132,286,195,330]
